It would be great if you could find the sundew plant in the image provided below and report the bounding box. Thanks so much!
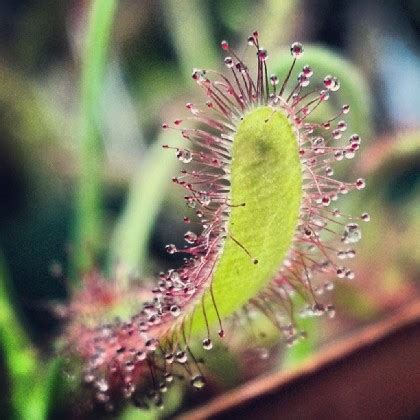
[62,28,369,413]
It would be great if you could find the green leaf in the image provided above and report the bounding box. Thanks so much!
[191,106,302,332]
[73,0,118,274]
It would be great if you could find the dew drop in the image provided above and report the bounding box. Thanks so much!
[176,149,192,163]
[192,68,207,82]
[326,304,336,318]
[191,375,206,389]
[322,196,331,206]
[356,178,366,190]
[96,392,109,403]
[337,120,347,132]
[336,266,346,278]
[84,372,95,383]
[165,352,174,364]
[339,184,349,194]
[334,150,344,161]
[312,303,325,316]
[291,42,304,58]
[170,305,181,317]
[324,281,334,291]
[165,244,177,254]
[199,192,211,206]
[344,149,355,159]
[184,231,198,244]
[145,340,157,352]
[298,72,310,87]
[303,65,313,77]
[332,208,341,217]
[202,338,213,350]
[324,75,340,91]
[224,57,234,68]
[165,373,174,383]
[342,223,361,244]
[320,90,330,101]
[337,250,347,259]
[346,249,356,258]
[270,74,279,86]
[257,347,269,360]
[257,48,268,61]
[176,351,188,364]
[350,134,361,145]
[361,212,370,222]
[96,378,109,392]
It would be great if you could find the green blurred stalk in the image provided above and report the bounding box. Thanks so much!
[260,0,298,50]
[109,132,179,277]
[0,253,62,420]
[0,254,38,419]
[73,0,118,274]
[165,0,219,82]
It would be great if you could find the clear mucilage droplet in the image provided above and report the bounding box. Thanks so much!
[342,223,361,244]
[191,375,206,389]
[202,338,213,350]
[170,305,181,317]
[291,42,304,58]
[184,231,198,244]
[176,149,192,163]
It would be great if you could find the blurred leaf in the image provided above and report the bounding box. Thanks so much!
[334,282,380,321]
[165,0,219,82]
[73,0,118,274]
[0,252,62,420]
[109,132,179,276]
[0,252,36,419]
[259,0,299,49]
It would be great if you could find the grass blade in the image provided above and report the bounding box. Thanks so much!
[73,0,118,274]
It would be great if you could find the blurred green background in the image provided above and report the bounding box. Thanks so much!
[0,0,419,418]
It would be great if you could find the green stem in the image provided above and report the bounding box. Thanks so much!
[109,132,179,276]
[165,0,218,83]
[0,253,38,419]
[73,0,118,274]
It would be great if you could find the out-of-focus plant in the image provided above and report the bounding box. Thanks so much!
[0,253,61,420]
[73,0,118,274]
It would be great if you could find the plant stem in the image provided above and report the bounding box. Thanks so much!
[73,0,118,275]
